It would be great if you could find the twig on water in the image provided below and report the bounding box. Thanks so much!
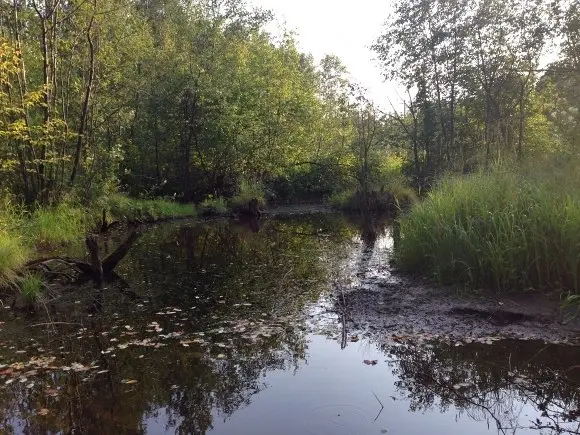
[372,390,385,422]
[29,322,83,328]
[341,311,347,349]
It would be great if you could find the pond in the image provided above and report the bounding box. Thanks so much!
[0,213,579,434]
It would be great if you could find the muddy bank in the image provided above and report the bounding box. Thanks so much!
[336,274,580,345]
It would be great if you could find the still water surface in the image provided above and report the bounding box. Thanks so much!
[0,214,579,434]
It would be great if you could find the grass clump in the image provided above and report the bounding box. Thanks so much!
[198,196,228,216]
[396,161,580,294]
[105,194,196,221]
[0,232,29,286]
[328,175,417,213]
[229,179,265,210]
[30,202,88,245]
[18,272,43,301]
[0,197,30,284]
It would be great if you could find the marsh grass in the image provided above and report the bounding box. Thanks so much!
[0,198,31,286]
[0,232,29,287]
[396,160,580,294]
[30,203,88,244]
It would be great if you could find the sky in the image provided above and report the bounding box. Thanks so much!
[248,0,401,108]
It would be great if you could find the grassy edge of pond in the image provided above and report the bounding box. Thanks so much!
[0,194,197,292]
[395,158,580,297]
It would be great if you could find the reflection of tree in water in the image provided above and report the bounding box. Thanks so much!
[117,215,356,314]
[346,214,390,278]
[0,216,358,434]
[0,315,309,434]
[385,340,580,434]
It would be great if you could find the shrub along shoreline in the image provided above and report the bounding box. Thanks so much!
[394,160,580,296]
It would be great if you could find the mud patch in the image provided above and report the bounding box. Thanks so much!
[448,306,537,325]
[335,276,580,345]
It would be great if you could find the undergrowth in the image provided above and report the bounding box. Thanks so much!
[396,159,580,294]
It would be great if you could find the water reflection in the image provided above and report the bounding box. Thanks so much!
[387,339,580,434]
[0,214,578,434]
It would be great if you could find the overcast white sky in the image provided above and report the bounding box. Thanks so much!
[248,0,401,108]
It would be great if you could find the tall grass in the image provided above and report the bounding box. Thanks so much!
[0,232,29,287]
[0,197,31,286]
[396,160,580,293]
[30,203,88,244]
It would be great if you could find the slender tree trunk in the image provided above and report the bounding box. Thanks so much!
[70,1,96,185]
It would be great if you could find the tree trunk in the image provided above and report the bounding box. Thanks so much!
[70,0,96,185]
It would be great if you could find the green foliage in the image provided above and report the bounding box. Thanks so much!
[198,196,228,216]
[229,179,265,210]
[327,190,356,210]
[396,160,580,293]
[268,162,352,202]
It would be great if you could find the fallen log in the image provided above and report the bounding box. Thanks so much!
[25,230,141,285]
[102,230,140,273]
[86,235,103,287]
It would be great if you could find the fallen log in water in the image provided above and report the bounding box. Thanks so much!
[25,230,141,286]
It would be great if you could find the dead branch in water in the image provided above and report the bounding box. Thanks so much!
[25,230,141,286]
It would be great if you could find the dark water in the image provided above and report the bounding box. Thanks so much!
[1,214,580,434]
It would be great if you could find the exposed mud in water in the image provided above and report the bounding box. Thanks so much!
[0,214,580,434]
